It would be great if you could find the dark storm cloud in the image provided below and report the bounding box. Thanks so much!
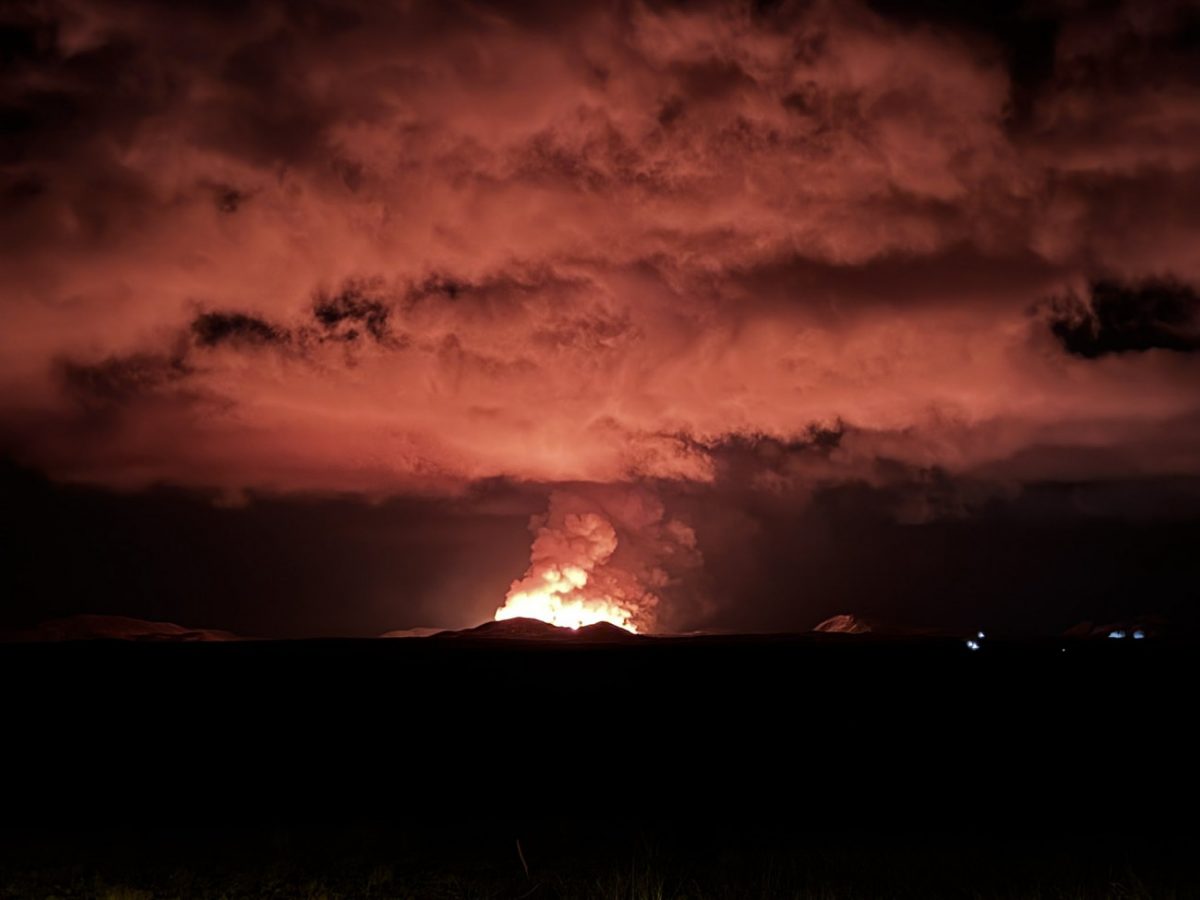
[696,422,1023,528]
[1046,279,1200,359]
[702,424,844,480]
[723,245,1065,318]
[58,352,191,410]
[864,0,1060,123]
[313,282,392,342]
[208,182,253,213]
[192,311,289,348]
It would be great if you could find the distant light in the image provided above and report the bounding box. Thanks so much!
[1133,630,1145,640]
[977,631,986,640]
[1108,630,1126,639]
[966,640,980,651]
[1061,648,1066,653]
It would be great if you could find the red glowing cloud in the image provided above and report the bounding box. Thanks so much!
[1,0,1197,499]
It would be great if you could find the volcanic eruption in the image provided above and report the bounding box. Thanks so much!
[495,509,647,632]
[494,489,702,633]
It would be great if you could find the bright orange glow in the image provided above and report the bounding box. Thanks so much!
[494,508,645,632]
[494,566,639,633]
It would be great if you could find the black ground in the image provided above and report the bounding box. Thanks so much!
[4,635,1198,895]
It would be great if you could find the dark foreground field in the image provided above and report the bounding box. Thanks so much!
[2,824,1198,899]
[4,634,1199,896]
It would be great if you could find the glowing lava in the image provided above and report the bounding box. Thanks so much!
[494,509,643,633]
[495,565,639,633]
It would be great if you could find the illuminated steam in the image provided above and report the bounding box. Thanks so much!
[495,488,701,633]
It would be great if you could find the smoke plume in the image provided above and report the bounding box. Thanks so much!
[495,487,701,632]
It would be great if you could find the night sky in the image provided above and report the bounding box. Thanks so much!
[2,0,1199,636]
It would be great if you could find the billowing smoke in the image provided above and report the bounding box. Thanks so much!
[495,487,701,633]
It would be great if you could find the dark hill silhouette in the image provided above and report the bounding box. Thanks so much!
[2,614,241,642]
[433,617,639,642]
[813,614,967,637]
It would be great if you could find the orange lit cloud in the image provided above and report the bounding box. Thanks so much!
[2,0,1198,498]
